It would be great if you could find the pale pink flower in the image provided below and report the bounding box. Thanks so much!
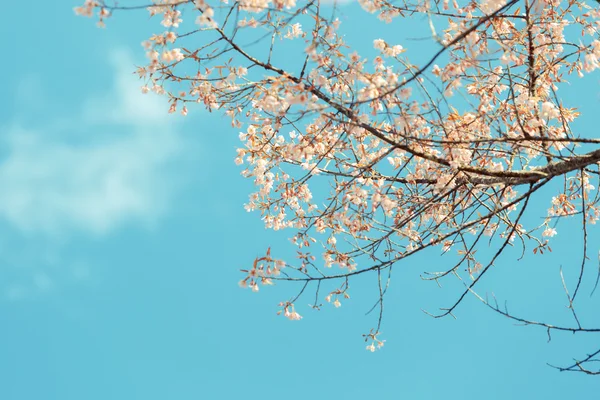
[542,227,557,238]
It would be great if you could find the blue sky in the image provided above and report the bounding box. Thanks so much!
[0,1,598,399]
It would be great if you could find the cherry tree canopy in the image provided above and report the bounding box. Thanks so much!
[77,0,600,373]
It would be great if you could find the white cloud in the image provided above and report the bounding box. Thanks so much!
[83,50,173,127]
[0,50,188,236]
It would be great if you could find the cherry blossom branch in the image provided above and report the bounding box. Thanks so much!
[75,0,600,366]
